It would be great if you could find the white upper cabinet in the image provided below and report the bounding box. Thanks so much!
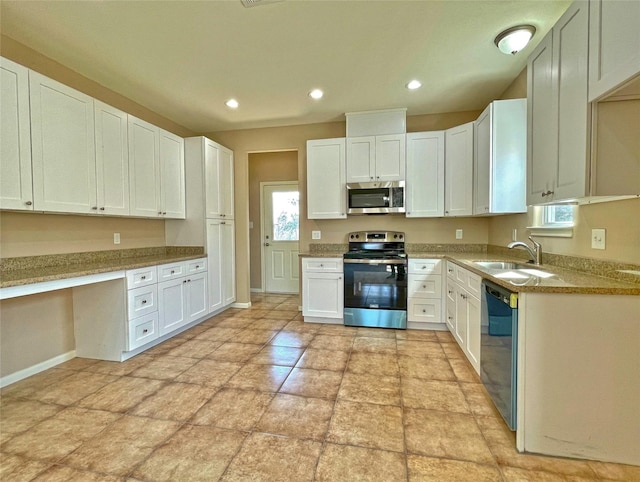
[405,131,445,217]
[95,100,129,216]
[128,116,160,217]
[473,99,526,215]
[306,138,347,219]
[445,122,474,216]
[588,0,640,101]
[219,146,235,219]
[159,129,185,219]
[346,134,405,182]
[29,71,97,214]
[205,141,234,219]
[0,57,33,211]
[527,1,590,204]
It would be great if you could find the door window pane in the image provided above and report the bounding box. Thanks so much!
[272,191,299,241]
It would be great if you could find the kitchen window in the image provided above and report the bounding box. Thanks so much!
[528,204,575,237]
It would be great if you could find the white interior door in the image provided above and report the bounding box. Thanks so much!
[262,182,299,293]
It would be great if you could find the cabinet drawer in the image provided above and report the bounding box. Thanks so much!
[126,266,157,289]
[158,262,186,281]
[408,298,442,324]
[445,261,457,280]
[408,275,442,298]
[302,258,343,273]
[127,285,158,319]
[128,312,159,351]
[187,258,207,274]
[408,259,442,275]
[467,272,482,298]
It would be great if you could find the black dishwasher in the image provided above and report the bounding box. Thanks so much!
[480,280,518,430]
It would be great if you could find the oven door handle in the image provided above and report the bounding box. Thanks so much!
[343,258,407,265]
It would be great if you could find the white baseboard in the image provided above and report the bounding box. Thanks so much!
[250,288,263,293]
[303,317,343,325]
[231,302,251,309]
[1,350,76,388]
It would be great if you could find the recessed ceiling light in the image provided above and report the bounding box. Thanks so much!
[309,89,324,100]
[225,99,239,109]
[406,80,422,90]
[494,25,536,55]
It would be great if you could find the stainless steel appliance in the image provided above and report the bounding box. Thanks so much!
[481,279,518,430]
[346,181,405,214]
[343,231,408,329]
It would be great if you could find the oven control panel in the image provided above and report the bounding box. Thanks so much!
[348,231,404,242]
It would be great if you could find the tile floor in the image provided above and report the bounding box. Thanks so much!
[1,293,638,481]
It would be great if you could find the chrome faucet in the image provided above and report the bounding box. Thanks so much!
[507,236,542,265]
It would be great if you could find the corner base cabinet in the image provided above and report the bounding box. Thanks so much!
[302,257,344,323]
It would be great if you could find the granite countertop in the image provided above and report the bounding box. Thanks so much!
[0,247,205,288]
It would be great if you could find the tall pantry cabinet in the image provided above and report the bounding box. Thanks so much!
[165,136,236,315]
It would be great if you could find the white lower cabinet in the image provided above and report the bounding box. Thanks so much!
[302,258,344,321]
[445,261,481,374]
[407,259,444,329]
[207,220,236,313]
[128,312,159,351]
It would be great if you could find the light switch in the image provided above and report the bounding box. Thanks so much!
[591,229,606,250]
[312,230,321,240]
[455,229,463,240]
[113,233,120,245]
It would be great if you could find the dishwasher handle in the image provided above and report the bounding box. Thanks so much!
[483,281,518,308]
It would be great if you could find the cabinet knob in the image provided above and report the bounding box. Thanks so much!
[422,285,427,288]
[171,270,175,274]
[25,201,33,206]
[422,309,426,313]
[196,265,200,269]
[91,206,98,210]
[460,294,467,300]
[221,221,226,225]
[541,190,554,197]
[143,329,148,334]
[141,276,146,280]
[338,276,342,280]
[158,211,163,215]
[183,280,187,283]
[162,212,167,215]
[142,300,147,304]
[100,207,105,211]
[187,279,191,282]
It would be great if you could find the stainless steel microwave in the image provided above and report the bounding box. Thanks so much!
[346,181,405,214]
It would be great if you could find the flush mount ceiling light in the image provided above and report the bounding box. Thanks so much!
[494,25,536,55]
[406,80,422,90]
[225,99,239,109]
[308,89,324,100]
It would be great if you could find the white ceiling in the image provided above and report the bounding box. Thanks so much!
[0,0,570,133]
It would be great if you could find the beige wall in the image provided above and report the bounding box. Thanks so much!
[248,151,299,290]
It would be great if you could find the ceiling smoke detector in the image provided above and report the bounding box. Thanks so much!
[241,0,284,7]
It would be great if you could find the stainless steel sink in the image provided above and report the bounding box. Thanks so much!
[473,261,534,270]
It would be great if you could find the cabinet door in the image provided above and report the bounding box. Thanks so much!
[95,101,129,215]
[206,220,224,313]
[466,293,481,374]
[473,105,491,214]
[589,0,640,101]
[406,131,444,217]
[302,272,343,319]
[527,31,556,204]
[346,136,375,182]
[159,129,185,219]
[221,220,236,306]
[128,116,160,217]
[1,57,33,211]
[204,140,223,218]
[186,271,208,323]
[306,138,347,219]
[375,134,405,181]
[219,146,235,218]
[454,285,468,347]
[158,277,187,336]
[445,122,474,216]
[30,71,96,214]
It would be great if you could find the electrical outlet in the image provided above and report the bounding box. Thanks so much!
[512,229,518,241]
[591,229,606,250]
[249,221,254,229]
[113,233,120,245]
[455,229,463,240]
[312,230,321,240]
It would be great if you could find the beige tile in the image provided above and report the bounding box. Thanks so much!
[0,453,50,482]
[279,368,343,399]
[83,354,155,376]
[436,330,456,343]
[248,317,290,330]
[347,352,399,376]
[77,376,164,412]
[327,400,404,452]
[28,372,118,406]
[397,340,445,358]
[0,398,64,444]
[130,382,218,421]
[449,357,481,382]
[207,341,263,362]
[315,443,407,482]
[191,388,273,430]
[32,465,122,481]
[402,378,470,413]
[129,355,198,380]
[398,355,456,381]
[309,333,354,350]
[255,393,334,440]
[404,408,494,464]
[500,466,569,481]
[174,359,243,386]
[211,317,254,329]
[317,324,357,336]
[352,336,397,354]
[56,357,101,371]
[262,310,298,320]
[408,455,502,481]
[338,372,401,406]
[2,407,120,462]
[194,326,241,342]
[225,364,292,392]
[165,338,222,358]
[0,369,73,399]
[142,336,187,356]
[269,331,315,347]
[355,327,397,339]
[460,382,502,417]
[441,341,466,359]
[588,460,640,481]
[250,345,304,366]
[221,432,322,481]
[132,425,246,481]
[61,415,179,476]
[396,329,439,342]
[232,328,278,345]
[295,348,349,372]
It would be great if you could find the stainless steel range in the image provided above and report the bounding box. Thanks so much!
[343,231,408,329]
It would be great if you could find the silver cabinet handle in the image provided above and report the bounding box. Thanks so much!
[541,190,554,197]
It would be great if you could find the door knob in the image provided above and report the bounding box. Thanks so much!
[264,243,270,246]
